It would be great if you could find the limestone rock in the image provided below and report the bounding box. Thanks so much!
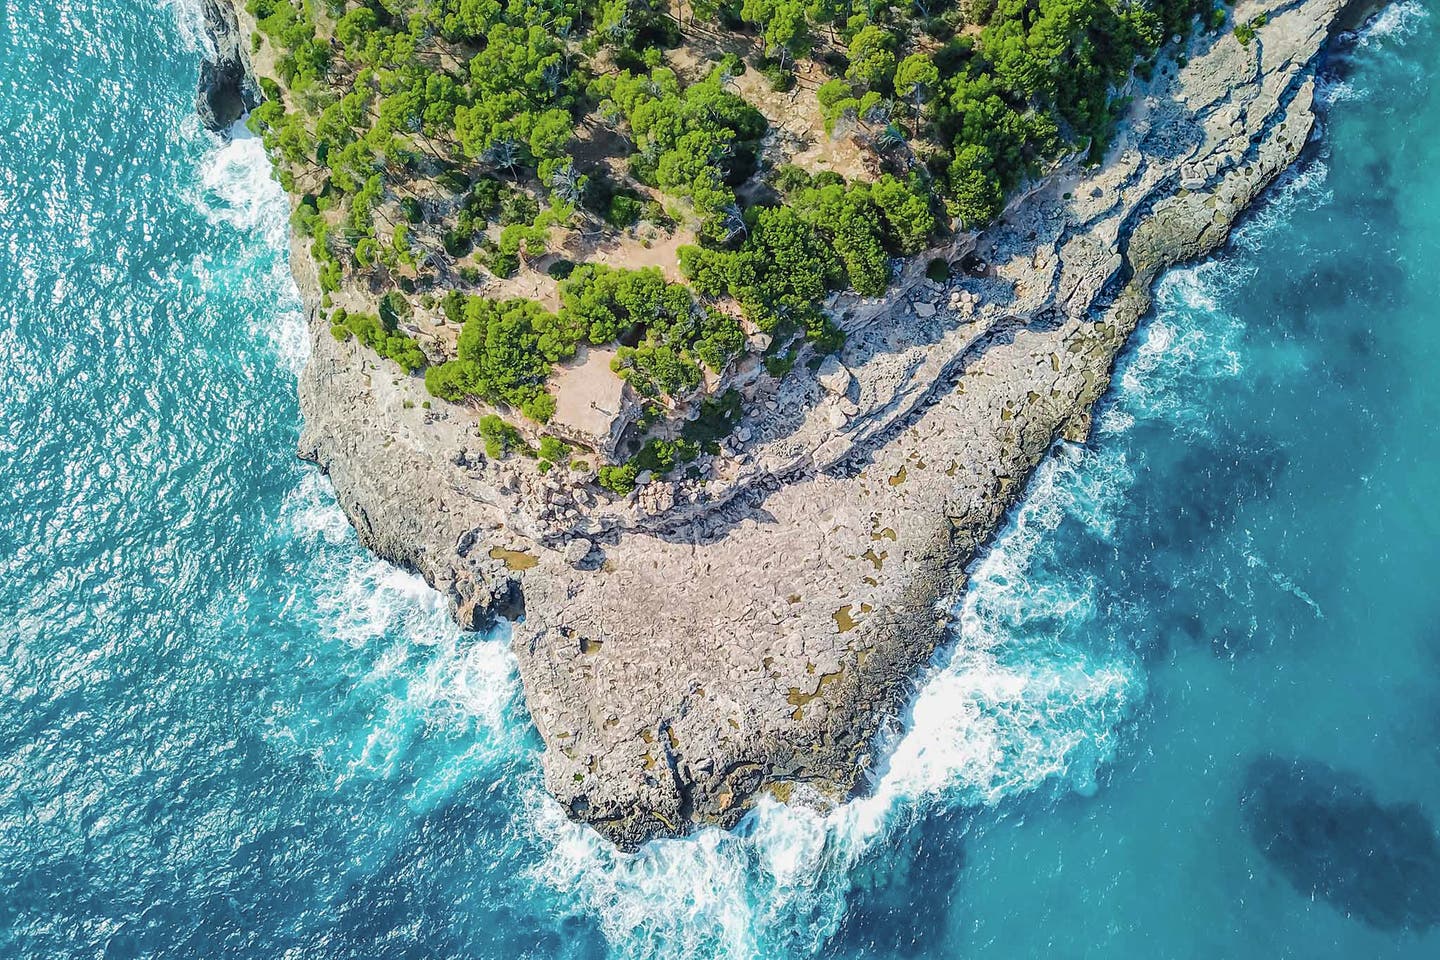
[197,0,258,133]
[816,355,853,396]
[272,0,1363,852]
[563,538,593,567]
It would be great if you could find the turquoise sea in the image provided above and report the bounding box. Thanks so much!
[3,2,1439,957]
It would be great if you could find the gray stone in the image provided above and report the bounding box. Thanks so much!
[196,0,259,133]
[563,538,593,567]
[816,355,853,396]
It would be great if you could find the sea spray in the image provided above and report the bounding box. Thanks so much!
[273,471,528,800]
[1357,0,1430,49]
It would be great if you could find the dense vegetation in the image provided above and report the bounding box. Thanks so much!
[424,264,744,420]
[246,0,1222,478]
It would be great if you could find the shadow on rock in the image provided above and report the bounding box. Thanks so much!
[1240,754,1440,932]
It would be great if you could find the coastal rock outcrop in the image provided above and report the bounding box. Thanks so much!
[224,0,1374,849]
[197,0,257,133]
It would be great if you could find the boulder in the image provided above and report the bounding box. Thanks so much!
[196,0,259,133]
[563,538,593,567]
[816,355,853,396]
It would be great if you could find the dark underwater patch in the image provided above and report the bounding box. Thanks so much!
[823,808,969,958]
[1085,424,1293,663]
[1240,754,1440,932]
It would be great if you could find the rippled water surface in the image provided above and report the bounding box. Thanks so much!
[3,2,1439,957]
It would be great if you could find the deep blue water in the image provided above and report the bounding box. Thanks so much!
[3,2,1439,957]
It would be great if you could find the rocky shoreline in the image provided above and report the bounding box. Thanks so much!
[196,0,257,133]
[209,0,1370,850]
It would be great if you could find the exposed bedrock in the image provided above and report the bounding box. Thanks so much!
[249,0,1376,849]
[197,0,258,134]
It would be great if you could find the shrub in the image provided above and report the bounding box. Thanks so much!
[331,306,426,373]
[520,391,556,423]
[487,249,519,278]
[379,290,411,328]
[606,194,643,228]
[443,226,473,257]
[673,394,736,456]
[770,164,813,196]
[597,463,638,494]
[478,415,525,459]
[436,170,471,195]
[538,435,572,464]
[761,64,795,92]
[634,437,699,475]
[498,188,540,226]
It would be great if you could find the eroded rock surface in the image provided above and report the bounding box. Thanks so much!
[197,0,258,133]
[229,0,1372,848]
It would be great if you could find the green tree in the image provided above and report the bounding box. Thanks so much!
[894,53,939,121]
[845,26,897,92]
[948,144,1003,229]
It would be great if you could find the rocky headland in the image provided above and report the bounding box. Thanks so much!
[207,0,1372,849]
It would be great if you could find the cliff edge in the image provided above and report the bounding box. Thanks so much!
[197,0,257,133]
[212,0,1367,850]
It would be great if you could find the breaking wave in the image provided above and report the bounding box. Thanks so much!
[272,470,528,809]
[1357,0,1429,48]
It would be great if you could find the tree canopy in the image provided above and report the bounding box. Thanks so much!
[246,0,1213,478]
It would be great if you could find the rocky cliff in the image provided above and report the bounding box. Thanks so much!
[197,0,257,134]
[210,0,1372,850]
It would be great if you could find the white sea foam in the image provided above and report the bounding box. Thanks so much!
[158,0,207,54]
[1242,536,1326,621]
[280,472,354,546]
[1357,0,1429,48]
[1321,3,1427,111]
[1316,75,1367,107]
[1235,158,1332,252]
[272,472,527,804]
[189,102,309,370]
[195,133,288,240]
[1107,146,1333,439]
